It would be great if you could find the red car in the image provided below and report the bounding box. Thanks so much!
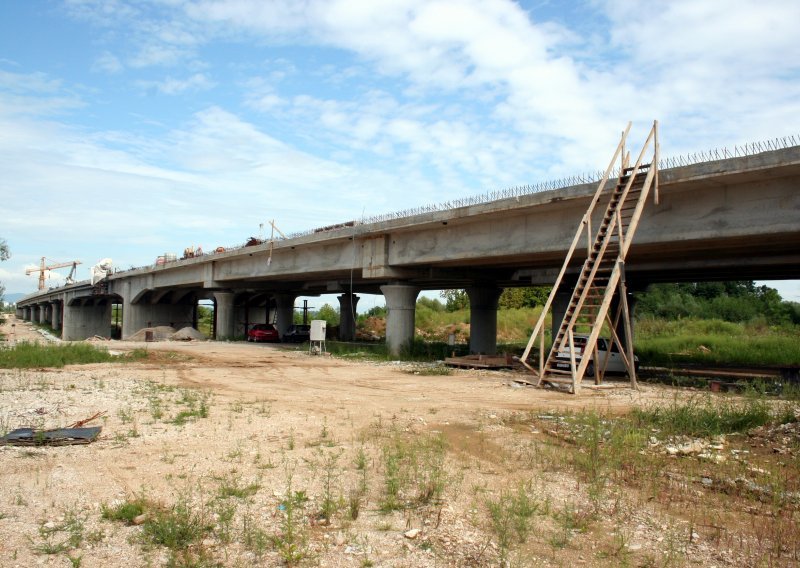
[247,323,280,342]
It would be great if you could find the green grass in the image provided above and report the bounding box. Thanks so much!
[0,342,147,368]
[631,395,774,437]
[101,497,148,525]
[635,317,800,367]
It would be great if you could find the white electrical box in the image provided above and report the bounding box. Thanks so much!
[310,320,327,341]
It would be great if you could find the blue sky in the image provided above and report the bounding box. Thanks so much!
[1,0,799,304]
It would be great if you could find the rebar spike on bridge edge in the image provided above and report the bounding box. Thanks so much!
[115,132,799,271]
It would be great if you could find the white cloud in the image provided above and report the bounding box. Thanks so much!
[91,52,123,74]
[137,72,216,95]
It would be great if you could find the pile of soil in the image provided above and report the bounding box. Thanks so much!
[126,325,177,341]
[170,326,207,341]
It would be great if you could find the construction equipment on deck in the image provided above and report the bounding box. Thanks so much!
[518,121,660,393]
[26,257,82,290]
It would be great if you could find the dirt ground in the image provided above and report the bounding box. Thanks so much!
[1,314,796,567]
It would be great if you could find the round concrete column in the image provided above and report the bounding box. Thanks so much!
[273,293,297,339]
[24,306,31,321]
[467,286,502,355]
[50,301,62,331]
[38,304,48,324]
[337,293,360,341]
[380,284,419,356]
[214,292,236,340]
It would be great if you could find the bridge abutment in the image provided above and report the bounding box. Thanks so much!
[337,293,360,341]
[381,284,419,356]
[467,286,502,355]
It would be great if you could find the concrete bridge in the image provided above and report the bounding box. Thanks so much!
[16,145,800,354]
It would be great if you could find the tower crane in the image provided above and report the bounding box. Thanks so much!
[26,257,82,290]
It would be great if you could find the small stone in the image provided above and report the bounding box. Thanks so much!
[132,513,148,525]
[335,533,345,546]
[628,543,642,551]
[404,528,421,539]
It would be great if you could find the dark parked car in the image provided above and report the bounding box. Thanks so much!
[247,323,280,343]
[283,324,311,343]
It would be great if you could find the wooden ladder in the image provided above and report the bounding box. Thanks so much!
[519,121,660,393]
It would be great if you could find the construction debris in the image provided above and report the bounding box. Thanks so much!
[445,354,515,369]
[0,426,101,446]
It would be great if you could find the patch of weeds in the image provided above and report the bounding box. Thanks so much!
[149,396,165,420]
[355,446,368,471]
[379,431,450,512]
[632,395,772,437]
[550,502,592,550]
[486,483,541,564]
[0,342,144,369]
[171,390,211,425]
[241,507,270,559]
[318,449,344,522]
[101,496,148,525]
[117,406,135,424]
[31,506,86,556]
[141,498,211,551]
[273,470,309,566]
[215,471,261,500]
[212,500,236,545]
[257,400,272,417]
[164,545,217,568]
[308,418,336,448]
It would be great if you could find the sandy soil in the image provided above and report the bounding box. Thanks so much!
[0,314,793,567]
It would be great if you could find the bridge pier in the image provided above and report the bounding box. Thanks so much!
[50,301,62,332]
[551,289,571,343]
[214,292,236,340]
[273,293,297,339]
[38,304,48,325]
[467,286,502,355]
[63,300,112,341]
[381,284,419,356]
[338,293,360,341]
